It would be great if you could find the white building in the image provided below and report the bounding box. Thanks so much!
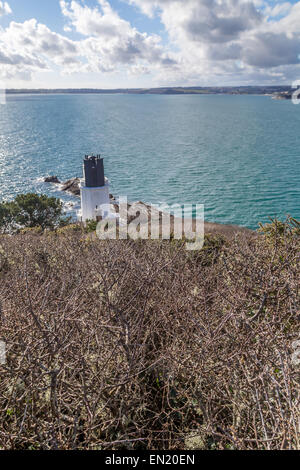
[78,155,110,223]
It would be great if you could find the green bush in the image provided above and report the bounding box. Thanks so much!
[0,193,71,233]
[258,215,300,243]
[0,202,14,232]
[85,219,98,233]
[56,223,84,235]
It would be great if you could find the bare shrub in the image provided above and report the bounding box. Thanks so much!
[0,218,299,450]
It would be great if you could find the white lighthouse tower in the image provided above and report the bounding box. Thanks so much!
[78,155,110,223]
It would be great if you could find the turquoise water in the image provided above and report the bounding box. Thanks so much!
[0,93,299,229]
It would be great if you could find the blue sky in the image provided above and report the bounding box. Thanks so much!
[0,0,300,88]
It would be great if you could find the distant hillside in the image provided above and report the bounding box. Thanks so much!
[6,86,292,96]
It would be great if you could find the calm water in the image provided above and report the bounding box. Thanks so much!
[0,94,299,229]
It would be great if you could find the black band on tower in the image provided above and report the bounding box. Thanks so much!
[83,155,105,187]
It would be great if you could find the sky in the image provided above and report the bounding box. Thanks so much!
[0,0,300,88]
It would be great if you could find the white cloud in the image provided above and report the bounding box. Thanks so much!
[0,18,80,81]
[127,0,172,17]
[264,2,292,18]
[130,0,262,41]
[0,0,300,86]
[60,0,131,38]
[2,19,78,59]
[0,0,177,83]
[0,1,11,16]
[60,0,176,72]
[127,0,300,84]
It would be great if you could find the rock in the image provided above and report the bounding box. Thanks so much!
[44,176,60,184]
[61,178,81,196]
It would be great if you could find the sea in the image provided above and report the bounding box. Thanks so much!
[0,93,299,230]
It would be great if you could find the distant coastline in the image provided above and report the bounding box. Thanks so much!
[6,85,292,97]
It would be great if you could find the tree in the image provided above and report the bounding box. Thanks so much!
[0,202,14,233]
[0,193,70,232]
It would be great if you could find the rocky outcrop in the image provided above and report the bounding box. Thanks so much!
[272,92,292,100]
[61,178,81,196]
[44,176,61,184]
[44,175,80,196]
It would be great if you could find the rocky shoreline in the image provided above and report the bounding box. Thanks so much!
[44,175,253,237]
[271,91,293,100]
[44,176,81,196]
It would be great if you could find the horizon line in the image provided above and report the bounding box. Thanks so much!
[4,85,293,92]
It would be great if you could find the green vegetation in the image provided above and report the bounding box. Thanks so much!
[85,218,99,233]
[0,193,71,233]
[259,216,300,242]
[0,212,299,450]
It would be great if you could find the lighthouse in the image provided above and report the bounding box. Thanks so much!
[79,155,110,222]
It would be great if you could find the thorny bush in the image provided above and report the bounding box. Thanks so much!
[0,217,299,449]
